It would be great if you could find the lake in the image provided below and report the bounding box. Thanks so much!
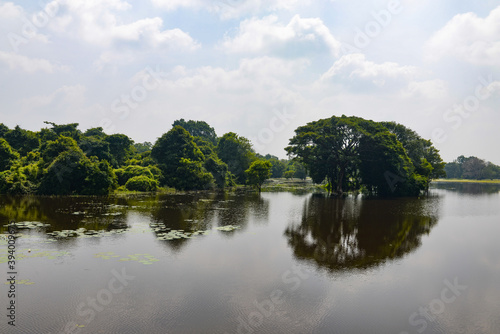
[1,182,499,334]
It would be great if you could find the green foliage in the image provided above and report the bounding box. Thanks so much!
[105,134,133,167]
[125,175,158,192]
[358,131,417,196]
[287,115,442,196]
[245,160,272,192]
[382,122,445,179]
[41,136,80,166]
[266,158,286,178]
[172,158,214,190]
[43,121,81,140]
[83,159,117,195]
[217,132,255,184]
[0,138,19,171]
[152,126,205,188]
[3,126,40,156]
[445,155,500,180]
[83,127,107,138]
[115,165,156,186]
[0,123,9,138]
[38,148,116,195]
[0,168,36,195]
[133,142,152,154]
[284,170,295,179]
[286,160,307,180]
[78,136,112,161]
[204,155,231,188]
[173,119,217,145]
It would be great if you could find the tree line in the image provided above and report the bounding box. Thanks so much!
[0,116,446,196]
[0,120,305,195]
[444,156,500,180]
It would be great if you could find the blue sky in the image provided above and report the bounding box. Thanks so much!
[1,0,499,163]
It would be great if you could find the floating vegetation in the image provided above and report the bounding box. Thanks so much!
[94,252,120,260]
[0,249,70,264]
[118,253,160,265]
[4,279,35,285]
[46,227,128,239]
[94,252,159,265]
[2,221,51,230]
[150,221,240,241]
[215,225,240,232]
[156,229,210,241]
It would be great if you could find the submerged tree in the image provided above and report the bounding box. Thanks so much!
[286,115,444,197]
[245,160,272,192]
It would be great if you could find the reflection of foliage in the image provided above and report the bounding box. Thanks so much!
[0,196,129,235]
[149,192,269,251]
[432,182,500,195]
[284,194,439,271]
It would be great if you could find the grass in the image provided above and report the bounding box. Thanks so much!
[433,179,500,184]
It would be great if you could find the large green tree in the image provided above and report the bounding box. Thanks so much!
[287,115,441,196]
[105,134,133,167]
[245,160,272,192]
[151,126,212,190]
[172,119,217,145]
[217,132,255,184]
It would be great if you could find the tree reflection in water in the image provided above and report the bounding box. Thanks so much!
[285,193,440,271]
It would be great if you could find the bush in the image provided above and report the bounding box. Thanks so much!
[114,165,156,185]
[125,175,158,192]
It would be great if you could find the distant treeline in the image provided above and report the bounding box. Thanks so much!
[0,120,304,195]
[444,156,500,180]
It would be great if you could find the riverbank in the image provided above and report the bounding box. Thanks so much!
[433,179,500,184]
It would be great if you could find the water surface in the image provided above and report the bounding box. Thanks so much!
[1,183,499,333]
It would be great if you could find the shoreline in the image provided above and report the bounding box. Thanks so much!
[432,179,500,184]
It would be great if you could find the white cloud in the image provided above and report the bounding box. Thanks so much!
[222,15,340,57]
[403,79,449,99]
[0,2,24,19]
[46,0,199,66]
[320,53,427,93]
[425,6,500,66]
[151,0,305,19]
[21,85,87,110]
[0,51,69,73]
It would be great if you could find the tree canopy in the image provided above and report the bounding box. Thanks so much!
[0,116,449,196]
[445,156,500,180]
[286,115,445,196]
[245,160,272,192]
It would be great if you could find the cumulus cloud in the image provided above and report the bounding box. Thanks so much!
[0,51,69,73]
[222,15,340,57]
[425,6,500,66]
[0,2,24,19]
[45,0,199,66]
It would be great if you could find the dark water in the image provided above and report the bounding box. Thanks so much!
[1,183,499,334]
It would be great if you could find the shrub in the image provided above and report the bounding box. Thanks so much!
[125,175,158,192]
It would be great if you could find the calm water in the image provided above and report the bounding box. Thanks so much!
[1,183,499,334]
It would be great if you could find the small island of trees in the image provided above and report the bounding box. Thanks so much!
[0,116,448,197]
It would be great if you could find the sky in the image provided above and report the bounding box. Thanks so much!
[0,0,499,164]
